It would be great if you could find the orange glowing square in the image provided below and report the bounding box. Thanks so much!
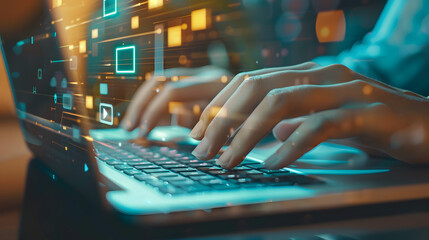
[79,40,86,53]
[148,0,163,10]
[131,16,139,29]
[315,10,346,43]
[191,8,207,31]
[91,28,98,39]
[85,96,93,109]
[168,26,182,47]
[168,101,183,114]
[53,0,62,8]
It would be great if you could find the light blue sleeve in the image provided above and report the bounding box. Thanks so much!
[313,0,429,95]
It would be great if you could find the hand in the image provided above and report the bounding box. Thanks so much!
[120,66,230,137]
[189,63,429,169]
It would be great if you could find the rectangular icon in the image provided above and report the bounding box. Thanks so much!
[116,45,136,74]
[103,0,117,17]
[168,26,182,47]
[100,83,108,95]
[99,103,113,125]
[37,68,42,80]
[63,93,73,110]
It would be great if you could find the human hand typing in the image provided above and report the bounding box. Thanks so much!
[189,63,429,169]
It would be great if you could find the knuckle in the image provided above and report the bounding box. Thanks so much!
[305,61,319,69]
[351,79,369,88]
[310,115,334,133]
[265,88,287,107]
[241,76,263,89]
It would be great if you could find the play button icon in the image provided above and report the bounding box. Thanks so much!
[99,103,113,125]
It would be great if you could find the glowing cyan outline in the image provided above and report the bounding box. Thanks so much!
[103,0,117,17]
[99,103,114,125]
[115,45,136,74]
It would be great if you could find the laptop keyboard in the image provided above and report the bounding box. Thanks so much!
[94,141,323,195]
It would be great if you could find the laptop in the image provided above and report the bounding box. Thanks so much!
[2,0,429,236]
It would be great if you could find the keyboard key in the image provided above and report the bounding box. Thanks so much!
[189,175,217,181]
[200,179,225,185]
[134,165,160,170]
[105,159,124,165]
[211,183,239,190]
[114,164,134,171]
[162,164,187,169]
[151,172,178,178]
[188,162,213,168]
[171,167,197,172]
[141,168,169,174]
[123,169,142,175]
[180,171,205,177]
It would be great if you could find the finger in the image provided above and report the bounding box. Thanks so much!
[189,62,319,139]
[215,80,384,168]
[120,76,164,131]
[139,80,225,137]
[272,117,306,142]
[192,64,355,160]
[120,67,211,131]
[264,105,379,169]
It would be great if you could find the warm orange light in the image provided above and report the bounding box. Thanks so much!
[91,29,98,39]
[168,26,182,47]
[315,10,346,43]
[191,8,207,31]
[131,16,139,29]
[148,0,163,10]
[79,40,86,53]
[85,96,93,109]
[168,102,183,114]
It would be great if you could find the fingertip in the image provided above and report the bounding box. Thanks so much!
[189,120,205,140]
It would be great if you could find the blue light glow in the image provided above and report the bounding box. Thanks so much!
[103,0,117,17]
[115,45,136,74]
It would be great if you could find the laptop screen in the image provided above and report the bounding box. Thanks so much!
[0,0,104,202]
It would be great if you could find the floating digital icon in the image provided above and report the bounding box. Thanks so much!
[70,56,77,70]
[50,77,57,87]
[54,93,58,104]
[61,78,67,88]
[72,127,81,142]
[37,68,42,79]
[63,93,73,110]
[103,0,117,17]
[99,83,108,95]
[32,86,36,94]
[116,45,136,74]
[99,103,113,125]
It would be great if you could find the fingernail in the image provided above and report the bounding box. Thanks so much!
[264,155,280,169]
[120,119,131,131]
[189,120,204,139]
[216,149,233,169]
[192,137,210,160]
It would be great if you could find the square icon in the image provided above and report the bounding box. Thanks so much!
[100,83,108,95]
[99,103,113,125]
[131,16,139,29]
[191,9,207,31]
[63,93,73,110]
[148,0,163,9]
[103,0,117,17]
[116,45,136,74]
[168,26,182,47]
